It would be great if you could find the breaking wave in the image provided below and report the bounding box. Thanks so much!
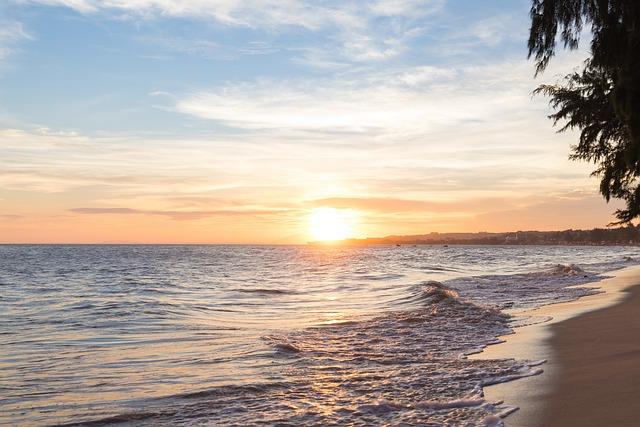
[232,288,295,295]
[2,245,638,426]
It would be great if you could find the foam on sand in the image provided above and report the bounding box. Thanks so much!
[473,265,640,426]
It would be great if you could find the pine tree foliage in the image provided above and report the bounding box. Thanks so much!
[529,0,640,223]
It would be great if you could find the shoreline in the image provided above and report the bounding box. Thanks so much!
[472,265,640,426]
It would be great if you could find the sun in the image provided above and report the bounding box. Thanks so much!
[308,208,356,242]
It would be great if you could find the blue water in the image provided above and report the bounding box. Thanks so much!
[0,244,637,425]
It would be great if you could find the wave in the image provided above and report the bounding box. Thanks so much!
[173,382,288,400]
[262,335,303,354]
[54,258,634,426]
[356,396,486,414]
[547,263,587,276]
[7,245,639,426]
[410,280,460,303]
[443,260,634,311]
[236,258,635,424]
[417,397,485,410]
[57,412,160,426]
[232,288,295,295]
[239,280,528,425]
[389,280,460,308]
[360,273,405,281]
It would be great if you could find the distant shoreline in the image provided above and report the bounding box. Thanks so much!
[311,241,640,247]
[1,242,639,247]
[313,226,640,246]
[1,241,639,247]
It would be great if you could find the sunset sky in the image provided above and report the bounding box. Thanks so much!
[0,0,622,243]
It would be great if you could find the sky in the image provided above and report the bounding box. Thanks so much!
[0,0,622,243]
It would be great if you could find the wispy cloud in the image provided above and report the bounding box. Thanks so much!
[308,196,509,214]
[444,13,527,52]
[21,0,441,28]
[0,122,615,241]
[0,214,23,220]
[20,0,444,64]
[0,1,619,242]
[70,207,290,220]
[0,20,32,67]
[172,57,568,139]
[467,192,621,231]
[369,0,444,17]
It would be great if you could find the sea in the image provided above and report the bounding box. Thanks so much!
[1,244,637,426]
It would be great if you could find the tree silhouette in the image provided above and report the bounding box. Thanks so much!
[529,0,640,223]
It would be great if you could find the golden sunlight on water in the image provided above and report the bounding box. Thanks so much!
[308,208,358,242]
[3,245,638,425]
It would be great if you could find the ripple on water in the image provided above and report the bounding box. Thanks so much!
[0,245,637,425]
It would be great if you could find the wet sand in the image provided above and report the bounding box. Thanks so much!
[537,281,640,426]
[472,266,640,426]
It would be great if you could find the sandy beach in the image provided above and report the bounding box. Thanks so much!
[475,266,640,426]
[538,281,640,426]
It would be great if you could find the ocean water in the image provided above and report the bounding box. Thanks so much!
[0,244,637,426]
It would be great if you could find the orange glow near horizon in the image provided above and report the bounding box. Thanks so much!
[2,3,634,246]
[308,208,358,242]
[0,192,627,244]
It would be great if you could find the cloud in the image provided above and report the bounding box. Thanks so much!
[369,0,444,17]
[173,62,536,137]
[172,45,592,151]
[0,20,32,67]
[20,0,444,64]
[0,123,617,239]
[176,77,444,133]
[442,13,527,53]
[0,214,23,220]
[467,193,623,231]
[308,196,510,214]
[21,0,441,28]
[21,0,352,28]
[70,207,291,220]
[310,196,441,212]
[0,21,31,44]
